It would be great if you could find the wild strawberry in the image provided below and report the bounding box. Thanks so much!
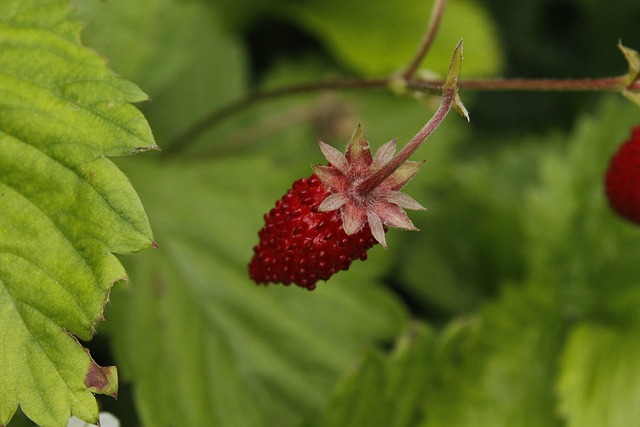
[605,126,640,224]
[248,40,465,289]
[249,126,426,290]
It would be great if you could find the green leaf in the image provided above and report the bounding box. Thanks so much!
[106,153,408,427]
[557,324,640,427]
[316,323,435,427]
[0,1,155,425]
[284,0,503,77]
[421,285,565,427]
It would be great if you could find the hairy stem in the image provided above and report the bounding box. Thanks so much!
[412,76,640,92]
[165,74,640,157]
[356,86,455,195]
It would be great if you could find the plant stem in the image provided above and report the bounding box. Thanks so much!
[400,0,448,79]
[164,74,639,157]
[411,76,640,92]
[356,86,454,195]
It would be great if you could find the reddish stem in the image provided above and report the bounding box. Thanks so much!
[164,74,640,157]
[401,0,448,79]
[356,88,455,194]
[410,76,640,92]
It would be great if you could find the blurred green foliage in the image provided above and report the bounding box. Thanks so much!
[55,0,640,425]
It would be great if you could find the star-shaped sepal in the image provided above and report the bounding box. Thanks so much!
[312,126,426,249]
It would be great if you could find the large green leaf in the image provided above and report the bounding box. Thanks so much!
[394,97,640,319]
[107,153,408,427]
[0,1,156,426]
[516,101,640,338]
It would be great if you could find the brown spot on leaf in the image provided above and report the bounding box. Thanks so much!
[85,358,118,398]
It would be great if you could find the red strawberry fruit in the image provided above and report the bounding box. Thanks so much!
[248,40,465,289]
[248,126,426,290]
[605,126,640,224]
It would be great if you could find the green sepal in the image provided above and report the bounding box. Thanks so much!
[444,39,464,91]
[618,41,640,107]
[618,41,640,87]
[444,39,470,120]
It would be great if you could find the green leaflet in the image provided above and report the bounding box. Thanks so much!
[0,0,155,426]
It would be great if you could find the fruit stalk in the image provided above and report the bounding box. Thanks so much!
[357,40,464,195]
[356,88,455,195]
[248,42,466,289]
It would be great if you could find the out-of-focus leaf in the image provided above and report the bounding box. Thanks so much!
[106,151,408,427]
[522,99,640,323]
[75,0,247,149]
[421,285,565,427]
[74,0,199,94]
[210,0,273,31]
[396,97,640,317]
[284,0,502,77]
[396,140,536,315]
[0,0,155,426]
[409,98,640,427]
[315,323,434,427]
[557,324,640,427]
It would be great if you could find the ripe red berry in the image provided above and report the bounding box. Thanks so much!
[248,174,379,290]
[248,43,466,289]
[249,125,426,290]
[605,126,640,224]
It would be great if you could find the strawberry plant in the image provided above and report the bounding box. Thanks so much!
[2,0,640,426]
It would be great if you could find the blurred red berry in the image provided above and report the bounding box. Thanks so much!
[605,126,640,224]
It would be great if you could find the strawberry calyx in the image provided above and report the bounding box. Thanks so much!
[313,127,426,249]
